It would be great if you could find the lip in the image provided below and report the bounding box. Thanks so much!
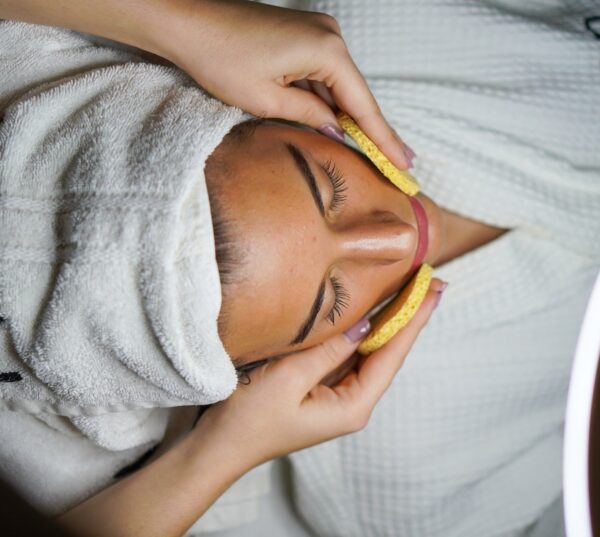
[408,196,429,272]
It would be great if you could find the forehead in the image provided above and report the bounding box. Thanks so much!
[215,125,328,357]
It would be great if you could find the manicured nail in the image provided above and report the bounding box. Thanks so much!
[403,145,416,169]
[404,143,416,161]
[344,317,371,343]
[318,123,345,143]
[433,289,445,310]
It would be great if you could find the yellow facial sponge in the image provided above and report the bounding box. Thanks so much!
[358,263,433,355]
[336,111,420,196]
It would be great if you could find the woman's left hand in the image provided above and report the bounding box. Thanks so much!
[191,277,446,469]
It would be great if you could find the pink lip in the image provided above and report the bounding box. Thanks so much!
[408,196,429,272]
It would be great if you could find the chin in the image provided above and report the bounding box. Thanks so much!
[416,192,445,266]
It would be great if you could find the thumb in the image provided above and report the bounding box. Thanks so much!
[284,317,371,390]
[271,85,341,135]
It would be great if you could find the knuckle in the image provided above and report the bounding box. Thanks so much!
[348,415,368,433]
[319,340,343,368]
[344,405,371,433]
[316,12,341,33]
[278,360,307,384]
[356,409,372,431]
[251,93,277,119]
[321,31,347,55]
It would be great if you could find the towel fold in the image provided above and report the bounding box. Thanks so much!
[0,21,248,452]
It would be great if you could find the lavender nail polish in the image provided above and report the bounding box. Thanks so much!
[433,290,444,310]
[404,143,416,160]
[318,123,345,143]
[344,317,371,343]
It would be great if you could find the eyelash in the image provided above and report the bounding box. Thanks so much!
[323,160,348,213]
[321,160,350,326]
[327,276,350,326]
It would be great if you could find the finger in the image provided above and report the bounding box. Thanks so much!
[291,79,311,92]
[281,317,371,390]
[269,85,341,135]
[308,80,337,109]
[292,79,337,112]
[320,353,361,387]
[326,58,411,169]
[356,285,442,405]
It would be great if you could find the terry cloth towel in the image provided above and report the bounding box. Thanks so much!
[0,20,246,452]
[278,1,600,537]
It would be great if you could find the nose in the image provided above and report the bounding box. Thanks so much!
[337,212,417,264]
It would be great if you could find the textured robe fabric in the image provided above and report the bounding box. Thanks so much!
[184,0,600,534]
[280,1,600,536]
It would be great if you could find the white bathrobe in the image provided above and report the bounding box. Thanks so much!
[279,1,600,537]
[201,1,600,536]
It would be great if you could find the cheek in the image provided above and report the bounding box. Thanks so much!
[344,265,409,325]
[295,264,409,351]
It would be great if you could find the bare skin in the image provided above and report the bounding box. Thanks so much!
[206,121,508,362]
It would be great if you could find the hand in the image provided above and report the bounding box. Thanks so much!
[191,278,446,470]
[158,0,413,169]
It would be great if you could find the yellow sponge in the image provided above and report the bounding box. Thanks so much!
[336,111,420,196]
[358,263,433,355]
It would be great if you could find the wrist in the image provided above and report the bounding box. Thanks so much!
[128,0,196,60]
[153,0,227,67]
[187,413,258,480]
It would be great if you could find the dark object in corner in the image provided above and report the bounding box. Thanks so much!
[585,15,600,39]
[0,476,77,537]
[0,372,22,382]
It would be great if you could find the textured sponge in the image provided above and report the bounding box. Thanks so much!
[358,263,433,355]
[336,111,420,196]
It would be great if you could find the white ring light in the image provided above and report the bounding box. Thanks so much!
[564,268,600,537]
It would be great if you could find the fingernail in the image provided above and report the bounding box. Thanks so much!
[318,123,345,143]
[344,317,371,343]
[439,281,449,292]
[403,145,416,169]
[433,289,445,310]
[404,143,416,161]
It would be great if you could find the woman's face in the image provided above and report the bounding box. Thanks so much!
[207,122,445,362]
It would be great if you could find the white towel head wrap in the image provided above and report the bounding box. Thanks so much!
[0,21,251,420]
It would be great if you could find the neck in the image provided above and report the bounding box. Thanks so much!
[433,207,508,267]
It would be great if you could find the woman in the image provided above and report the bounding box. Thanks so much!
[0,2,445,535]
[0,1,596,535]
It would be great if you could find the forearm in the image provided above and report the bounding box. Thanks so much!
[0,0,190,57]
[56,422,252,537]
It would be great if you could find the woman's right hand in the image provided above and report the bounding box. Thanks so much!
[192,278,446,470]
[154,0,413,169]
[0,0,414,168]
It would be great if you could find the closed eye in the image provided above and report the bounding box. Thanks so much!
[321,160,347,214]
[326,275,350,325]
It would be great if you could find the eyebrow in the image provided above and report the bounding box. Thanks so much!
[286,143,325,216]
[284,143,329,345]
[291,280,326,345]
